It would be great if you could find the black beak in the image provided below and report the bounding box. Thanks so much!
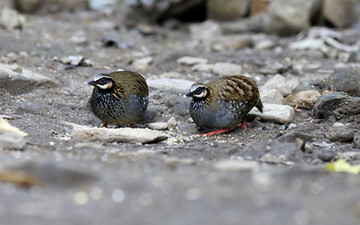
[186,91,193,97]
[88,80,96,86]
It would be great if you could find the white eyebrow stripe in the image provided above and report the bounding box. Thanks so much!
[92,74,113,82]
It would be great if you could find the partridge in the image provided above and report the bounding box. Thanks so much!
[186,75,263,136]
[88,71,149,128]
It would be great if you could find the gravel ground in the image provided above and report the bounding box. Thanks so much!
[0,8,360,225]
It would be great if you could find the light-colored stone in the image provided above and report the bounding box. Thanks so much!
[212,35,253,51]
[147,79,194,93]
[249,103,295,124]
[191,64,213,72]
[0,132,26,150]
[261,74,299,96]
[254,39,275,50]
[148,122,168,130]
[212,62,242,76]
[158,72,183,79]
[0,118,27,136]
[260,89,284,104]
[167,117,177,130]
[190,20,222,44]
[333,122,345,128]
[266,0,322,36]
[132,57,153,70]
[0,63,57,95]
[177,56,208,66]
[289,39,325,50]
[214,160,259,172]
[283,90,321,109]
[323,0,357,28]
[70,124,167,144]
[207,0,250,21]
[1,8,25,30]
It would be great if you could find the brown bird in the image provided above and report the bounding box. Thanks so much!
[88,71,149,128]
[186,75,263,136]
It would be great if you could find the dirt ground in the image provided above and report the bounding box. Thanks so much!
[1,7,360,225]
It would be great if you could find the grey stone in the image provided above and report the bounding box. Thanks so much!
[330,68,360,97]
[325,127,354,143]
[0,63,58,95]
[166,96,191,116]
[0,8,25,30]
[212,35,253,51]
[148,122,168,130]
[207,0,250,21]
[353,136,360,148]
[0,118,27,137]
[147,79,194,93]
[289,39,325,50]
[249,103,295,124]
[190,20,222,45]
[177,56,208,65]
[212,62,242,76]
[317,151,336,162]
[261,74,299,96]
[131,57,153,70]
[323,0,357,28]
[167,117,177,129]
[313,92,360,120]
[71,124,168,144]
[277,131,315,143]
[260,89,284,104]
[0,132,26,150]
[266,0,322,36]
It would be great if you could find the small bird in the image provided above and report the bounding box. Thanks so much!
[88,71,149,128]
[186,75,263,136]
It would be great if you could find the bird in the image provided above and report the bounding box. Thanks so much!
[88,71,149,128]
[186,75,263,136]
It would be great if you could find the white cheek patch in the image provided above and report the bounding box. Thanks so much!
[96,82,111,89]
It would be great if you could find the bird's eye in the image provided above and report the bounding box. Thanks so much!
[98,78,107,85]
[194,87,204,95]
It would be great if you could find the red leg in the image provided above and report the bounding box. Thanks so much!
[130,123,134,128]
[197,129,232,137]
[237,118,250,132]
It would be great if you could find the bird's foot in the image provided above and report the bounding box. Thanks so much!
[237,118,251,132]
[193,129,232,137]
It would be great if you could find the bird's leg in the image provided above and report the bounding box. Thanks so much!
[237,118,250,132]
[198,129,232,137]
[102,123,108,128]
[130,123,134,128]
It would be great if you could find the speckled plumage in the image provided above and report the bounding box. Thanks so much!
[88,71,149,126]
[187,75,263,131]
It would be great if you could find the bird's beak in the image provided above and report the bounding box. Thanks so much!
[186,91,193,97]
[88,80,96,86]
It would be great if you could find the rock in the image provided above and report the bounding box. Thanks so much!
[158,72,183,79]
[207,0,250,21]
[325,127,354,143]
[0,118,27,136]
[0,132,26,150]
[323,0,357,28]
[259,142,302,163]
[250,0,269,15]
[348,50,360,63]
[71,124,167,144]
[317,151,336,162]
[58,55,92,67]
[289,39,325,50]
[212,62,242,76]
[261,74,299,96]
[0,63,57,95]
[190,20,222,45]
[337,152,360,161]
[266,0,322,36]
[254,39,275,50]
[132,57,153,70]
[177,56,208,66]
[277,131,315,143]
[283,90,321,109]
[191,63,214,72]
[353,136,360,148]
[330,68,360,97]
[148,122,168,130]
[0,8,25,30]
[14,0,43,12]
[260,89,284,104]
[102,37,133,49]
[167,117,177,129]
[147,79,194,93]
[249,103,295,124]
[212,35,253,51]
[313,92,360,120]
[214,160,259,172]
